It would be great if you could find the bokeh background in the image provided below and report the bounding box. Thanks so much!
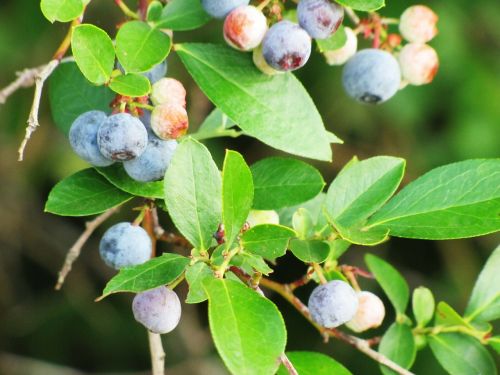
[0,0,499,374]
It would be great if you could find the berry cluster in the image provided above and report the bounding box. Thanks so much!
[69,61,189,183]
[202,1,438,104]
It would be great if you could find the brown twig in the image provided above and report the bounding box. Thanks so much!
[148,331,166,375]
[279,353,299,375]
[55,206,120,290]
[0,66,43,104]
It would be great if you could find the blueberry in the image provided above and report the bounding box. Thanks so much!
[297,0,344,40]
[123,134,178,182]
[201,0,250,19]
[69,111,114,167]
[150,78,187,108]
[342,49,401,104]
[99,222,152,269]
[262,21,312,72]
[308,280,359,328]
[132,286,181,334]
[97,113,148,161]
[399,5,438,44]
[150,104,189,140]
[223,5,268,51]
[117,60,167,84]
[346,291,385,333]
[398,43,439,86]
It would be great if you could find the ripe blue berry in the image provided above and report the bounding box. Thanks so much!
[99,222,152,269]
[262,21,312,72]
[97,113,148,161]
[69,111,114,167]
[132,286,181,334]
[308,280,359,328]
[297,0,344,40]
[342,49,401,104]
[123,134,177,182]
[201,0,250,19]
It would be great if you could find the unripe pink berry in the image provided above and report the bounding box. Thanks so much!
[224,5,268,51]
[252,45,281,75]
[346,291,385,333]
[151,103,189,140]
[323,27,357,66]
[150,78,187,108]
[398,43,439,85]
[399,5,438,43]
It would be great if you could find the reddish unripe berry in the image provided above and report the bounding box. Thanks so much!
[151,103,189,140]
[346,291,385,333]
[398,43,439,85]
[151,78,187,108]
[323,27,357,66]
[399,5,438,43]
[224,5,268,51]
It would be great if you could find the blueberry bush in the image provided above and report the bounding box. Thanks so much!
[2,0,499,374]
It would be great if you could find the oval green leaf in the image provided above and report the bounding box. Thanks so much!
[71,24,115,85]
[185,262,214,304]
[289,239,330,263]
[379,323,416,375]
[157,0,211,30]
[41,0,83,23]
[164,138,221,251]
[412,287,435,327]
[98,253,190,300]
[109,73,151,97]
[222,150,254,249]
[45,168,132,216]
[336,0,385,12]
[241,224,296,260]
[465,244,500,322]
[365,253,410,314]
[176,43,333,161]
[96,164,164,199]
[429,333,497,375]
[277,351,352,375]
[204,278,287,375]
[49,62,115,135]
[252,157,325,210]
[115,21,171,73]
[368,159,500,239]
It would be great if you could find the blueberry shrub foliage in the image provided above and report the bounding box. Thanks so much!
[4,0,499,374]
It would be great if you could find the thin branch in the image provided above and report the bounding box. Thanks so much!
[148,331,166,375]
[55,206,120,290]
[345,7,361,25]
[279,353,299,375]
[0,66,43,104]
[256,276,414,375]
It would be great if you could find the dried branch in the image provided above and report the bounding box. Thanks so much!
[55,207,120,290]
[0,66,44,104]
[279,353,299,375]
[148,332,166,375]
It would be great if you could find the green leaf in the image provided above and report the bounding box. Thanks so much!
[115,21,171,73]
[379,323,416,375]
[277,351,352,375]
[316,26,347,52]
[278,193,326,228]
[49,62,115,135]
[231,252,273,275]
[185,262,214,304]
[325,156,405,228]
[45,169,132,216]
[164,138,221,251]
[157,0,211,30]
[435,302,472,328]
[488,336,500,355]
[71,24,115,85]
[412,287,435,327]
[96,164,163,199]
[176,43,333,161]
[146,0,163,22]
[292,208,315,239]
[109,73,151,97]
[40,0,83,23]
[334,221,389,246]
[367,159,500,239]
[365,254,410,314]
[241,224,296,260]
[222,151,254,249]
[252,157,325,210]
[429,333,497,375]
[195,108,236,137]
[204,278,286,375]
[465,244,500,322]
[289,239,330,263]
[335,0,385,12]
[98,253,189,300]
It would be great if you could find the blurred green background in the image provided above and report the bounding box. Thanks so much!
[0,0,499,374]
